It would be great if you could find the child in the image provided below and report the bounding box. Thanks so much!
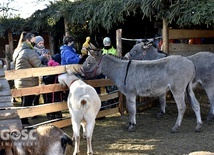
[43,60,63,120]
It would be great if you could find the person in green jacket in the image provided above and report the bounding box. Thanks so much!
[102,37,118,56]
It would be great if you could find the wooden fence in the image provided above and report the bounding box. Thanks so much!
[3,64,125,129]
[3,64,157,130]
[168,29,214,56]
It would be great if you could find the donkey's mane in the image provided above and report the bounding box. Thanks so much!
[103,54,128,60]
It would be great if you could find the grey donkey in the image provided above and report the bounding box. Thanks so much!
[80,50,202,133]
[125,42,214,122]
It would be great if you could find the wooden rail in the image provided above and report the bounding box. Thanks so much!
[4,64,121,128]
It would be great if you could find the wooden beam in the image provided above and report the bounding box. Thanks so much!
[162,18,169,54]
[100,92,118,101]
[17,102,68,118]
[5,64,82,81]
[84,79,114,87]
[169,43,214,56]
[97,107,119,118]
[169,29,214,39]
[11,79,115,97]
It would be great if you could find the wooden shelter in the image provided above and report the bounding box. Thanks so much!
[0,60,22,154]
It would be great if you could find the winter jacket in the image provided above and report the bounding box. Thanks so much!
[60,45,80,65]
[102,46,118,56]
[34,46,49,65]
[13,42,45,88]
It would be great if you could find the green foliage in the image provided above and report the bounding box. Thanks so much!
[176,0,214,27]
[0,17,26,37]
[0,0,213,38]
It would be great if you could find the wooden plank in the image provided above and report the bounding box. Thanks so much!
[11,80,115,97]
[0,109,19,120]
[17,102,68,118]
[11,84,67,97]
[100,92,118,101]
[169,43,214,56]
[16,92,118,118]
[137,97,159,112]
[85,79,115,87]
[97,107,119,118]
[51,118,71,129]
[26,108,120,129]
[5,64,82,81]
[169,29,214,39]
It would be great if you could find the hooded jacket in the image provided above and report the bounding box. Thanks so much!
[13,42,45,88]
[60,45,80,65]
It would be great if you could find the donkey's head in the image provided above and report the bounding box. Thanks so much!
[80,49,103,78]
[124,40,166,61]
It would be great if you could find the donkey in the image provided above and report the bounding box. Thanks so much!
[12,124,72,155]
[58,67,101,155]
[80,51,202,133]
[124,41,214,121]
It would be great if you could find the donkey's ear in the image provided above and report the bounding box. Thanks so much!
[94,49,102,58]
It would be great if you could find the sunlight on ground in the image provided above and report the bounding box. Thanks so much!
[109,138,158,151]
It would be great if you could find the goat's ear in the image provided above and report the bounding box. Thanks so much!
[65,66,72,74]
[58,75,67,87]
[62,134,73,147]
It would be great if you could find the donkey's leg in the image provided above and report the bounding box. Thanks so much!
[126,95,137,132]
[171,93,186,133]
[72,120,81,155]
[186,83,203,132]
[157,93,167,119]
[204,86,214,121]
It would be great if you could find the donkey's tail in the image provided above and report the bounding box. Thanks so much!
[186,80,203,132]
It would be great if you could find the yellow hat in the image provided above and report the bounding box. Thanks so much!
[86,37,90,41]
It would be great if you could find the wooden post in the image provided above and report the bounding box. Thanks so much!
[162,18,169,54]
[8,31,14,55]
[116,29,122,57]
[118,91,126,115]
[5,45,10,70]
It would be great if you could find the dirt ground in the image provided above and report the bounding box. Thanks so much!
[31,89,214,155]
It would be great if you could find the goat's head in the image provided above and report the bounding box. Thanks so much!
[58,73,68,88]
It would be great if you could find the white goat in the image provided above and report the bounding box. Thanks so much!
[58,68,101,155]
[12,124,73,155]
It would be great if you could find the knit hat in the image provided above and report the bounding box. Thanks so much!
[35,36,44,45]
[48,60,60,66]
